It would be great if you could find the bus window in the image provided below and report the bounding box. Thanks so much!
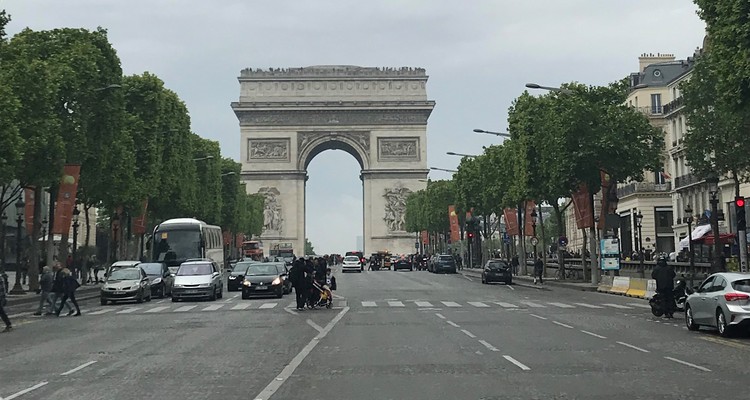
[153,230,202,262]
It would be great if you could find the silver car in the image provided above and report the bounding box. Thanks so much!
[685,272,750,337]
[100,266,152,305]
[171,260,224,302]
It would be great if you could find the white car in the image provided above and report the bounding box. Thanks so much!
[342,255,363,273]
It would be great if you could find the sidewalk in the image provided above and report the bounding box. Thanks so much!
[2,271,102,307]
[459,268,597,292]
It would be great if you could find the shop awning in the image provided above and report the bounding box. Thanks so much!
[692,233,736,246]
[678,224,712,250]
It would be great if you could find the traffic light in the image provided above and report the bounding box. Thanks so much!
[467,231,474,243]
[736,196,746,231]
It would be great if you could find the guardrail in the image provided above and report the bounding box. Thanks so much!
[524,258,711,281]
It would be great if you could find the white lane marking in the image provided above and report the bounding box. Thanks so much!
[574,303,604,309]
[503,355,531,371]
[461,329,476,338]
[145,306,170,313]
[617,341,650,353]
[283,308,298,316]
[478,340,499,352]
[306,319,324,333]
[155,299,166,304]
[552,321,574,329]
[388,301,405,307]
[253,307,349,400]
[441,301,461,307]
[415,301,433,307]
[259,303,277,309]
[664,356,711,372]
[361,301,377,307]
[88,309,114,315]
[468,302,490,308]
[435,313,446,320]
[446,321,460,328]
[231,303,251,310]
[548,302,575,308]
[202,304,223,311]
[529,314,547,320]
[494,301,518,308]
[337,300,348,307]
[60,360,97,376]
[520,301,545,308]
[4,381,48,400]
[627,303,652,309]
[116,307,141,314]
[463,275,473,282]
[506,285,515,290]
[603,303,632,309]
[580,330,607,339]
[174,305,197,312]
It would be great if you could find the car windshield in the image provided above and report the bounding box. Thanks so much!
[233,262,254,272]
[438,256,454,262]
[176,264,213,276]
[344,256,359,262]
[488,262,508,270]
[731,279,750,292]
[139,263,163,275]
[108,269,141,281]
[245,264,280,276]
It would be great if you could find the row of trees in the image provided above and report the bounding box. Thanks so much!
[0,12,263,290]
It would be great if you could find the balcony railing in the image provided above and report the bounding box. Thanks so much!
[633,106,664,116]
[663,97,685,115]
[617,181,672,197]
[674,173,702,189]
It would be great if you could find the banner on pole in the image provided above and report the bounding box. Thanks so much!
[524,201,537,236]
[572,183,594,229]
[504,208,519,236]
[52,164,81,235]
[24,187,35,234]
[421,230,429,245]
[132,199,149,235]
[448,205,461,243]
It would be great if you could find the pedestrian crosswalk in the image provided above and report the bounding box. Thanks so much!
[353,300,649,310]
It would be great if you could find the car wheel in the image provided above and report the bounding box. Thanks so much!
[481,276,486,284]
[717,309,733,337]
[276,289,283,298]
[146,292,152,302]
[172,297,178,302]
[100,298,107,306]
[158,286,165,299]
[217,287,223,299]
[685,305,699,331]
[209,286,217,301]
[136,291,144,304]
[241,292,249,300]
[506,279,512,285]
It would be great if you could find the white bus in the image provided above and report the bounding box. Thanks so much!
[151,218,225,272]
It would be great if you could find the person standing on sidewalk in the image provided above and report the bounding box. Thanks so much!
[55,268,81,317]
[0,275,12,332]
[34,266,54,315]
[533,255,544,285]
[511,255,519,276]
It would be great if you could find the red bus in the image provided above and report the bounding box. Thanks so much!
[242,241,264,260]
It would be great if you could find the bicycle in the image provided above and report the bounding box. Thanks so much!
[555,267,582,280]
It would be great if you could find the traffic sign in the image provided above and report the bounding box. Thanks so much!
[558,236,568,247]
[414,242,419,249]
[530,237,539,246]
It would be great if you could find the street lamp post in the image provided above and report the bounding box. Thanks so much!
[111,213,120,262]
[446,151,479,158]
[706,175,723,272]
[0,213,7,291]
[525,83,574,95]
[473,129,511,138]
[72,205,80,278]
[684,204,695,288]
[10,196,25,294]
[636,211,645,278]
[41,217,48,262]
[429,167,458,173]
[531,209,538,260]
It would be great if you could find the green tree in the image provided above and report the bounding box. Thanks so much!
[405,189,427,233]
[220,158,242,231]
[190,134,222,224]
[304,238,315,255]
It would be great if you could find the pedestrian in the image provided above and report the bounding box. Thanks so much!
[0,276,12,332]
[511,255,519,276]
[34,266,54,316]
[533,255,544,285]
[289,259,307,311]
[50,263,74,316]
[651,255,676,318]
[55,268,81,317]
[20,254,28,285]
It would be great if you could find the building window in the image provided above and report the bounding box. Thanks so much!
[672,120,677,143]
[655,209,673,234]
[651,93,662,114]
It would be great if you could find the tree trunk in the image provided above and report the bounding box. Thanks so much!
[28,186,43,292]
[552,202,565,280]
[84,203,92,246]
[46,185,57,267]
[581,228,588,279]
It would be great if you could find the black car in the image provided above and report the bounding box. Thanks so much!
[482,259,512,284]
[139,262,174,298]
[241,263,291,299]
[393,256,412,271]
[228,261,257,291]
[431,254,457,274]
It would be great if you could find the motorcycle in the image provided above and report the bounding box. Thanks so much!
[649,278,693,316]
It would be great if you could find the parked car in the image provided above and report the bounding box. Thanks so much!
[685,272,750,337]
[430,254,457,274]
[482,259,512,285]
[171,260,224,302]
[241,262,290,299]
[138,262,174,298]
[100,266,152,305]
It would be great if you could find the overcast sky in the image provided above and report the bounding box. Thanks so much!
[5,0,706,255]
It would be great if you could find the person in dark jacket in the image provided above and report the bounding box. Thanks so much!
[533,255,544,285]
[51,263,74,316]
[652,255,676,318]
[0,277,11,332]
[55,268,81,317]
[34,266,54,315]
[511,255,520,276]
[289,259,307,311]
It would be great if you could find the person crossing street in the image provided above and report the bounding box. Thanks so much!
[0,275,12,332]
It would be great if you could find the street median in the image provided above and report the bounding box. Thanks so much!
[6,284,102,308]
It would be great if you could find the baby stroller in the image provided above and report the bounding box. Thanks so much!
[308,279,333,309]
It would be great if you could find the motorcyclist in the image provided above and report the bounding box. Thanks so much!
[651,254,676,318]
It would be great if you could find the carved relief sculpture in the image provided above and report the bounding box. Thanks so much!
[248,139,290,162]
[258,187,283,234]
[378,138,420,161]
[383,186,412,232]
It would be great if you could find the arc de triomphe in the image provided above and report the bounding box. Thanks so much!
[231,65,435,256]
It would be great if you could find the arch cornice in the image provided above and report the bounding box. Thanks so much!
[296,131,370,170]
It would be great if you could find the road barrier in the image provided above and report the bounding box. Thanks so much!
[610,277,630,295]
[626,278,648,298]
[597,276,613,293]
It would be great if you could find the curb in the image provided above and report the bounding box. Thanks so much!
[459,270,550,291]
[6,286,102,307]
[515,277,599,292]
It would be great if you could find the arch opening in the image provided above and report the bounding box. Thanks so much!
[299,135,368,171]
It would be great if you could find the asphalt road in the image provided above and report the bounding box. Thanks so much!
[1,267,748,399]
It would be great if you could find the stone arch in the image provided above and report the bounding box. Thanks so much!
[296,132,370,171]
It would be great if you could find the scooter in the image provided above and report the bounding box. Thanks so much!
[649,279,693,316]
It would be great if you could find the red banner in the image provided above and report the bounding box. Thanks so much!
[24,187,35,234]
[52,164,81,235]
[132,199,149,235]
[572,183,594,229]
[421,230,429,245]
[111,205,123,238]
[523,201,536,236]
[504,208,519,236]
[448,205,460,243]
[235,233,244,249]
[223,231,232,246]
